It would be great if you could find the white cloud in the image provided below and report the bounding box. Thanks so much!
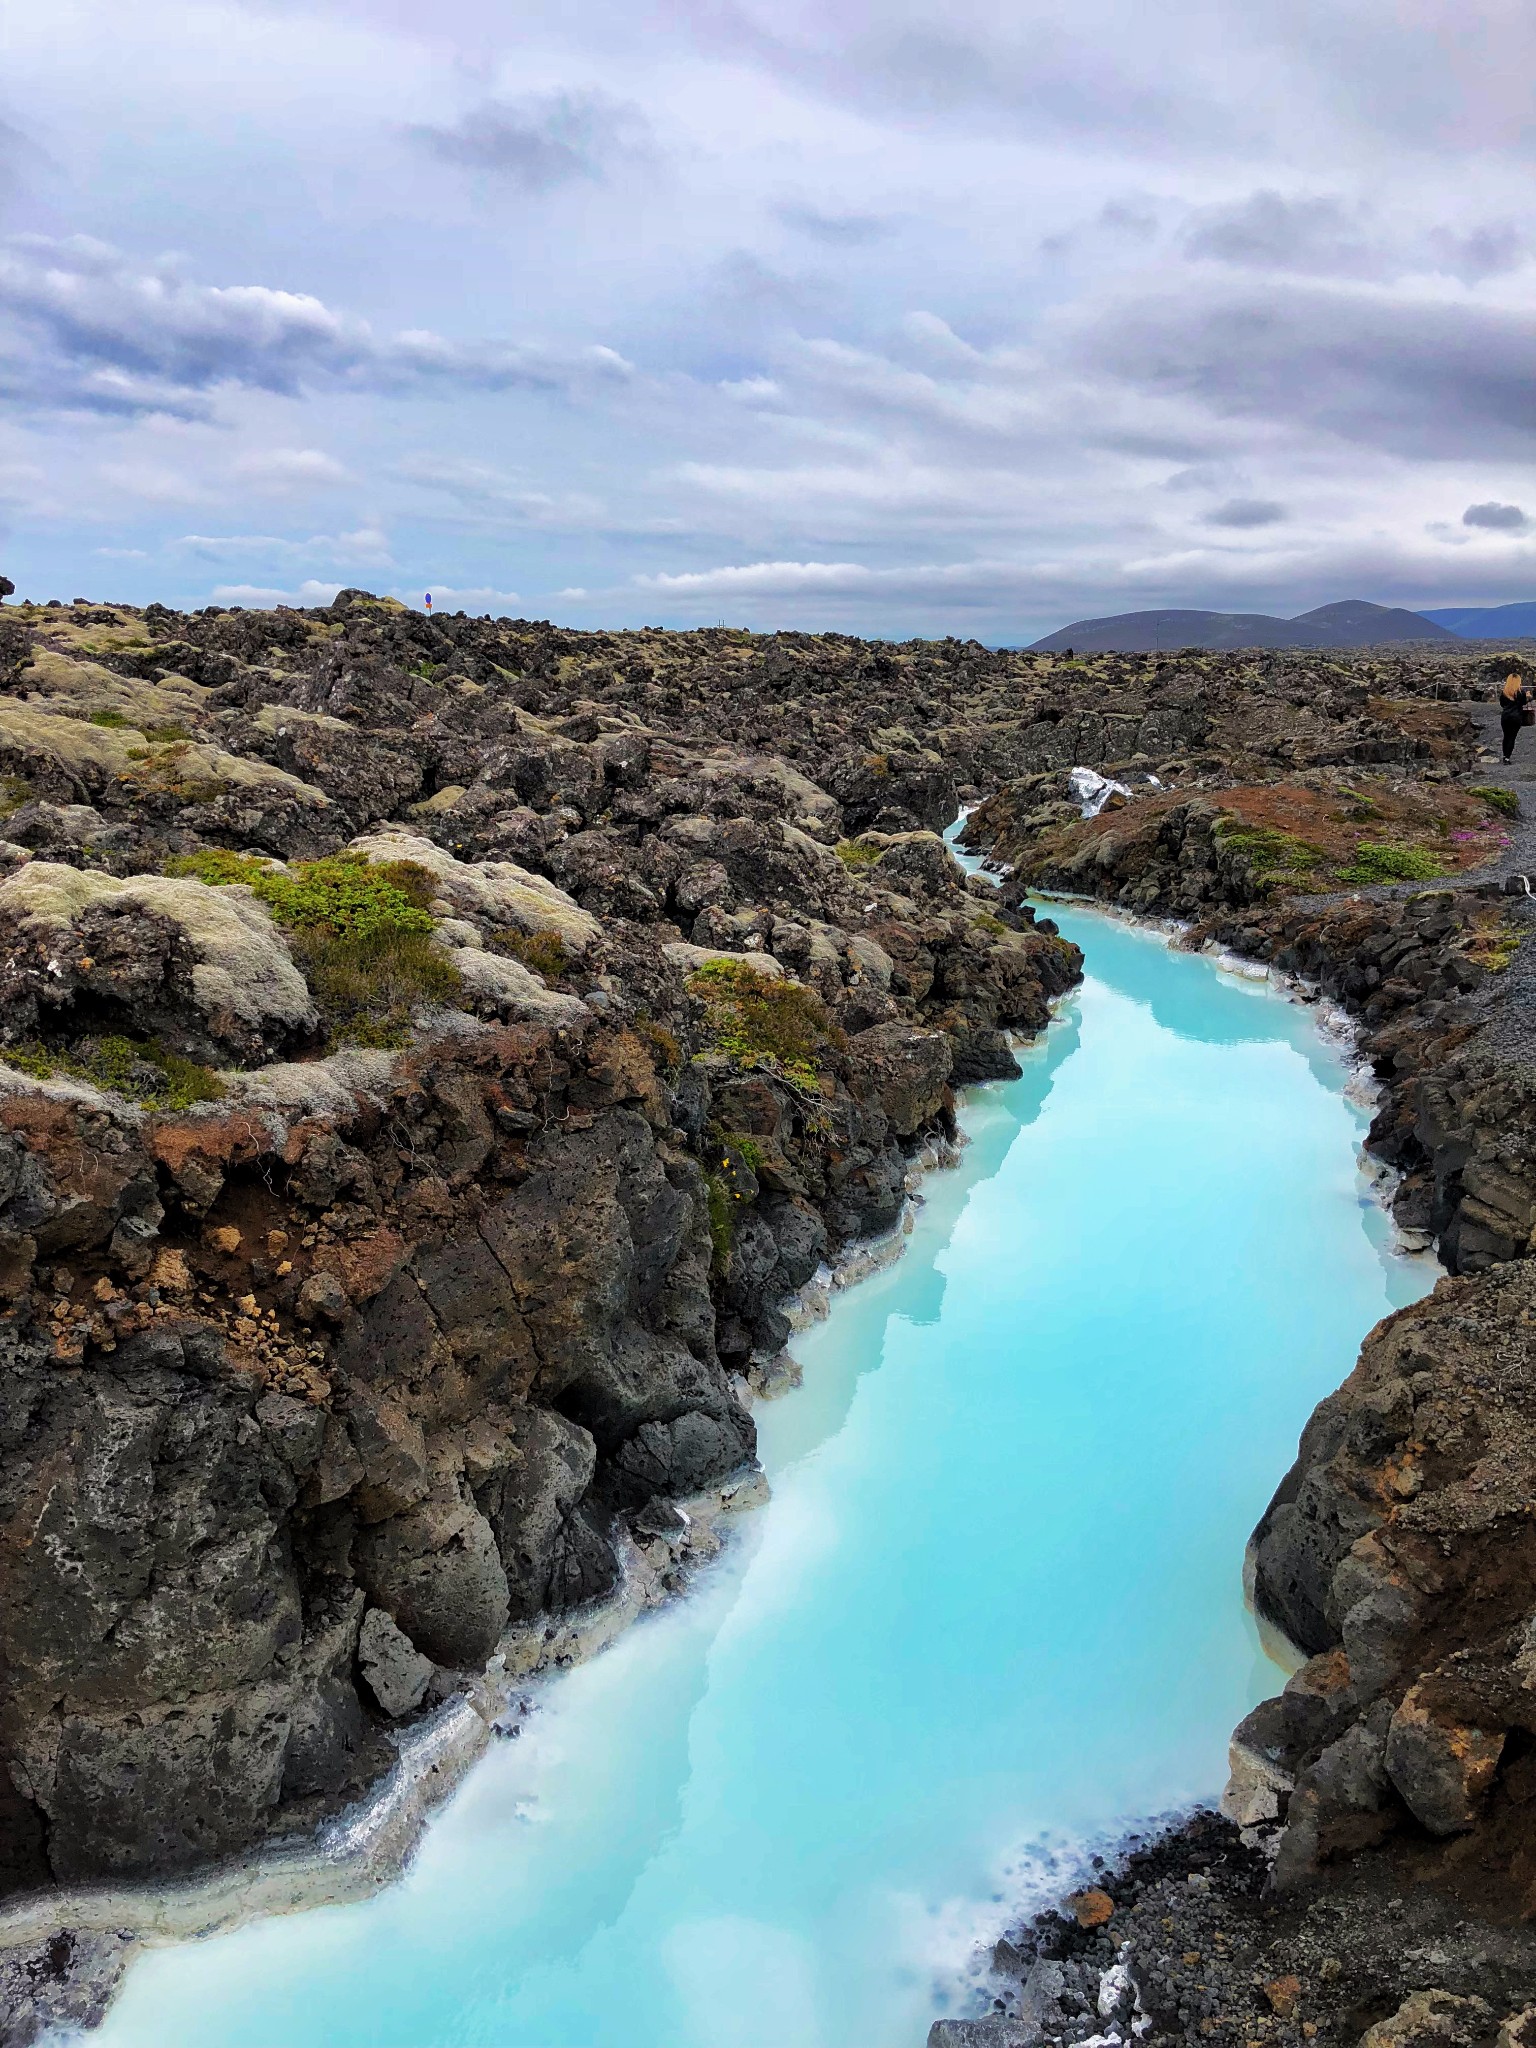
[210,579,344,606]
[175,525,394,565]
[233,447,351,488]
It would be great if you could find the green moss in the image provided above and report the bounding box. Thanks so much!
[1213,819,1325,885]
[1471,785,1521,819]
[835,838,883,870]
[88,709,133,729]
[0,1035,225,1110]
[969,910,1009,935]
[0,774,31,817]
[1336,842,1445,884]
[490,928,570,979]
[688,960,837,1086]
[144,720,192,743]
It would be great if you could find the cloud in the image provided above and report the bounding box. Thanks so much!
[1075,274,1536,461]
[775,203,894,246]
[176,526,394,565]
[0,235,634,420]
[11,0,1536,638]
[210,579,344,607]
[1203,498,1287,528]
[407,585,522,613]
[410,91,651,191]
[1463,501,1529,531]
[1431,222,1529,283]
[394,454,607,527]
[233,447,351,489]
[1184,192,1373,276]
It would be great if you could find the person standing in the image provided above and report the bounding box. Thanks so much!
[1498,666,1533,762]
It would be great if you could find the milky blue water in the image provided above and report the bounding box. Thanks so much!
[92,904,1434,2048]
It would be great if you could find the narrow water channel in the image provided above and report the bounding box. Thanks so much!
[88,905,1435,2048]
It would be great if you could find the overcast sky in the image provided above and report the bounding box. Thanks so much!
[3,0,1535,639]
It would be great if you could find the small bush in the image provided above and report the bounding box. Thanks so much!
[295,926,461,1044]
[835,838,883,870]
[703,1173,736,1273]
[165,849,436,939]
[490,928,570,979]
[1337,842,1445,884]
[1472,785,1521,819]
[633,1014,682,1071]
[0,1035,225,1111]
[688,960,838,1086]
[165,849,457,1042]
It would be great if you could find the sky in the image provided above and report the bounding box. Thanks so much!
[2,0,1535,641]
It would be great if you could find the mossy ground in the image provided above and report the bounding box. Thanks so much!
[0,1035,225,1111]
[835,838,884,870]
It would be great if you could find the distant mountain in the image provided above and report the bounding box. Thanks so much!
[1417,601,1536,641]
[1027,600,1458,653]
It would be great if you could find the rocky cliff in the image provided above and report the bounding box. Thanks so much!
[0,591,1087,1935]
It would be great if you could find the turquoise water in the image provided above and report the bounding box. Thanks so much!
[91,906,1434,2048]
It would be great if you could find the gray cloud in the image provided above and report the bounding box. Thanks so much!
[410,91,651,190]
[1203,498,1287,528]
[1184,191,1372,276]
[0,235,633,418]
[1077,274,1536,460]
[1463,501,1529,531]
[776,203,894,246]
[1431,222,1528,282]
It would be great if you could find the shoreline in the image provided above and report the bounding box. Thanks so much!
[0,1053,1012,2039]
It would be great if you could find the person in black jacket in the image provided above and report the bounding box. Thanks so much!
[1499,667,1532,761]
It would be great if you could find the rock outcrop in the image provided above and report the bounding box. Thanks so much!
[0,593,1083,1918]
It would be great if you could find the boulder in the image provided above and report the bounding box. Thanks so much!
[353,1493,510,1669]
[1360,1992,1493,2048]
[356,1606,433,1718]
[1385,1685,1505,1836]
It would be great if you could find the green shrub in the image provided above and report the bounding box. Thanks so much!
[688,960,837,1086]
[165,849,436,939]
[297,927,460,1044]
[633,1013,682,1071]
[1471,785,1520,819]
[703,1172,735,1273]
[1337,842,1445,884]
[490,928,570,979]
[0,1035,225,1110]
[164,849,458,1042]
